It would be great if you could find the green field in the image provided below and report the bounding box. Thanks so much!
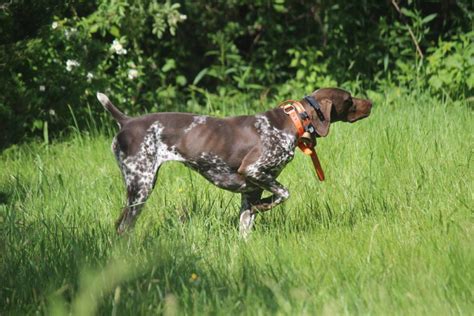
[1,92,473,315]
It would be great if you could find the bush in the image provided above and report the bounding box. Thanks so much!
[0,0,472,148]
[426,31,474,98]
[0,0,187,147]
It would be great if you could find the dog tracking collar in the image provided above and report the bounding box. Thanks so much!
[279,100,325,181]
[304,95,326,122]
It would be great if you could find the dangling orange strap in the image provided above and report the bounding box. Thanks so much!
[297,142,325,181]
[310,150,325,181]
[280,101,325,181]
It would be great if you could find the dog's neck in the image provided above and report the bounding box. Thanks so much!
[264,107,305,146]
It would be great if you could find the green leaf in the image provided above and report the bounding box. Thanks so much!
[109,25,121,38]
[89,24,99,34]
[161,59,176,72]
[176,75,187,86]
[289,58,299,67]
[466,72,474,88]
[383,55,389,72]
[246,83,264,90]
[400,8,416,19]
[421,14,437,24]
[296,69,305,80]
[428,76,443,90]
[273,0,287,13]
[273,4,287,13]
[33,120,43,131]
[193,68,208,85]
[224,68,237,75]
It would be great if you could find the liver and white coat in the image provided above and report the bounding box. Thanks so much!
[97,88,372,236]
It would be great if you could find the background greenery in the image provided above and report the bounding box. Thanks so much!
[0,0,472,148]
[0,1,473,315]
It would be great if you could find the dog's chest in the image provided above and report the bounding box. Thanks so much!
[249,115,296,174]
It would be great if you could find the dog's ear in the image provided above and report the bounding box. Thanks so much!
[313,98,333,137]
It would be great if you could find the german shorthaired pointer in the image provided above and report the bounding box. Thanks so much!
[97,88,372,236]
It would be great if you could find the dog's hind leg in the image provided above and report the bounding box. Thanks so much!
[116,161,160,234]
[113,137,162,234]
[116,164,161,234]
[113,121,185,234]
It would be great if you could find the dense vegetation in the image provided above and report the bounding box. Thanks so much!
[0,1,472,314]
[1,93,472,314]
[0,0,472,147]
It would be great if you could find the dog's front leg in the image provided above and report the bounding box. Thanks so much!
[246,177,290,212]
[239,189,263,239]
[238,177,289,239]
[238,147,290,212]
[237,147,290,237]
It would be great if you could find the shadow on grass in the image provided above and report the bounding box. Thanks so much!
[1,212,280,315]
[0,191,8,204]
[0,172,32,206]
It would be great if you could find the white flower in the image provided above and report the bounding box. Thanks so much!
[169,15,178,26]
[169,13,186,26]
[66,59,80,72]
[111,40,127,55]
[39,85,46,91]
[86,72,94,82]
[52,22,58,29]
[49,109,56,116]
[64,27,76,39]
[128,69,139,80]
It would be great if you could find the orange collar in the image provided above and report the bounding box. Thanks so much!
[280,100,325,181]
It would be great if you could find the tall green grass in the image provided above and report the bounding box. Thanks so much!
[0,92,472,315]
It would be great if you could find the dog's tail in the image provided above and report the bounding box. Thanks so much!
[96,92,129,127]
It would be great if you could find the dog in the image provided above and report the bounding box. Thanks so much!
[97,88,372,236]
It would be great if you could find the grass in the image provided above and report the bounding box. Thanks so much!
[0,91,473,315]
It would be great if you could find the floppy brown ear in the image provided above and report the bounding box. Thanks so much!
[313,98,333,137]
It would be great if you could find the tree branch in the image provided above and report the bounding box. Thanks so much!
[391,0,424,59]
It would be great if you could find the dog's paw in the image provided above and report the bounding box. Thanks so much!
[239,210,255,240]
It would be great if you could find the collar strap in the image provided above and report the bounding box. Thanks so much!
[280,100,315,137]
[304,95,326,122]
[279,100,325,181]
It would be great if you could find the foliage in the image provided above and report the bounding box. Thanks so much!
[1,92,473,314]
[426,31,474,98]
[0,0,187,147]
[0,0,472,147]
[378,6,435,86]
[287,49,337,92]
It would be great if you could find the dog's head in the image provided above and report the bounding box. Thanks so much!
[303,88,372,137]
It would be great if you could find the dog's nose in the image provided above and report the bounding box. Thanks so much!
[366,100,373,113]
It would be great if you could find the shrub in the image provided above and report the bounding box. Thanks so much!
[426,31,474,98]
[0,0,471,147]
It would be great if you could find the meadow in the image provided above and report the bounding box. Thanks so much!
[0,91,472,315]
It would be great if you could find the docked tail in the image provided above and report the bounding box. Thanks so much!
[96,92,129,127]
